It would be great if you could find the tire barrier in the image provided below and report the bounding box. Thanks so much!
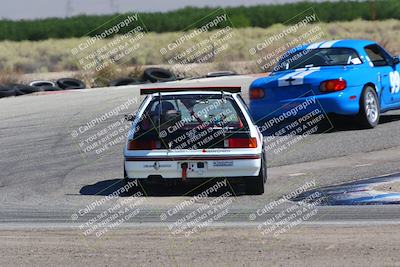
[56,78,86,89]
[142,68,176,83]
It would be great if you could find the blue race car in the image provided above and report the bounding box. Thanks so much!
[249,39,400,128]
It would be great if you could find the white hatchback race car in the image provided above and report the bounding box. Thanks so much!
[123,86,266,195]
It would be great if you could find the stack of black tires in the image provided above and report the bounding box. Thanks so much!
[0,67,178,99]
[108,67,176,87]
[0,78,86,99]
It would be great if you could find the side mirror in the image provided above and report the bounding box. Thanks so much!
[393,56,400,65]
[124,114,136,121]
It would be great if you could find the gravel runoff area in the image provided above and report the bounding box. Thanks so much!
[0,225,399,267]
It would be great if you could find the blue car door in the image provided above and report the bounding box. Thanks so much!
[390,59,400,104]
[364,44,400,107]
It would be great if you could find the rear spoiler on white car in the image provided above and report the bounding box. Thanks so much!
[140,86,241,95]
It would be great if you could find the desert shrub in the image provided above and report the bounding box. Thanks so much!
[2,19,400,74]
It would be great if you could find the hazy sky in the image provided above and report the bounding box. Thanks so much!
[1,0,336,20]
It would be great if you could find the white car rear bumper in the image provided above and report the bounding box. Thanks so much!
[124,155,261,179]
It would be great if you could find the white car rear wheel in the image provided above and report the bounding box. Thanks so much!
[245,153,266,195]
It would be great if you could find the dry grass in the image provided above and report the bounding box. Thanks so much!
[86,63,145,88]
[0,19,399,79]
[0,70,22,84]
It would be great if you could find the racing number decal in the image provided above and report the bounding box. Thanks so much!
[389,71,400,94]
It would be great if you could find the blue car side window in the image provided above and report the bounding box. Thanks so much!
[364,44,391,67]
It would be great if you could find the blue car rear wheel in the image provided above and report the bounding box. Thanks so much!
[358,86,380,128]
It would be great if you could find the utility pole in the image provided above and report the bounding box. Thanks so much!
[370,0,376,20]
[110,0,119,14]
[66,0,74,17]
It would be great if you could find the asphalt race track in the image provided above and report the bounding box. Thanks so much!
[1,77,400,228]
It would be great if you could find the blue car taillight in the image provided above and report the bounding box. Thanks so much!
[250,88,265,100]
[319,79,347,92]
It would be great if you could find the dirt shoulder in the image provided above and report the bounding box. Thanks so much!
[0,224,399,267]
